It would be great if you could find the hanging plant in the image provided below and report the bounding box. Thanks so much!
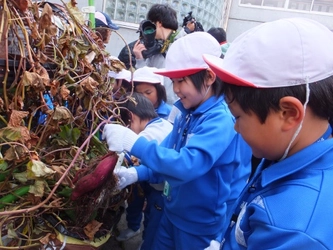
[0,0,132,248]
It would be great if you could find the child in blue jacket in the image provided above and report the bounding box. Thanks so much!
[133,66,172,120]
[116,92,173,248]
[204,18,333,249]
[116,67,173,244]
[103,32,252,249]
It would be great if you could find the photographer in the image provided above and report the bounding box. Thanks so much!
[182,11,204,34]
[132,4,183,105]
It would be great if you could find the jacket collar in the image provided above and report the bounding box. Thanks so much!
[156,101,170,117]
[174,95,225,116]
[260,139,333,187]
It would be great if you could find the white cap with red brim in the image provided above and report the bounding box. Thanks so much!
[203,18,333,88]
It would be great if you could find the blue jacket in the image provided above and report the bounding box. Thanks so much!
[222,137,333,250]
[132,96,251,236]
[156,100,172,120]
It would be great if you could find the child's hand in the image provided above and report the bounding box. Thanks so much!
[114,166,138,190]
[102,124,138,152]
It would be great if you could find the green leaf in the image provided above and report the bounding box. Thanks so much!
[0,127,22,142]
[58,125,81,145]
[0,158,8,171]
[90,135,108,155]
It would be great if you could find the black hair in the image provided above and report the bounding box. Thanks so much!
[118,92,158,126]
[134,82,167,107]
[207,27,227,44]
[186,69,224,97]
[223,75,333,124]
[147,4,178,31]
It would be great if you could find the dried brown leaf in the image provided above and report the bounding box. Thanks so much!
[21,71,46,92]
[81,77,99,94]
[39,4,53,30]
[8,110,29,127]
[13,0,30,12]
[110,59,126,72]
[30,151,40,161]
[19,126,32,143]
[27,193,42,205]
[47,106,74,124]
[83,220,103,241]
[35,63,50,86]
[4,145,29,162]
[39,233,52,245]
[48,25,58,37]
[50,80,60,97]
[8,96,24,110]
[75,84,85,99]
[50,165,74,188]
[60,85,70,100]
[26,132,40,148]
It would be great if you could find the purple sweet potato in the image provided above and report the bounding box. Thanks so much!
[70,152,118,200]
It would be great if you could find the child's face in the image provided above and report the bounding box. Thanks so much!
[171,77,212,109]
[135,82,158,108]
[129,113,145,134]
[112,79,123,99]
[227,99,285,160]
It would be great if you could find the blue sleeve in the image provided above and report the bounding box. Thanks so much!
[136,165,165,184]
[131,110,237,187]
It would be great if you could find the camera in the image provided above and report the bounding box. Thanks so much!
[182,11,204,33]
[138,20,163,59]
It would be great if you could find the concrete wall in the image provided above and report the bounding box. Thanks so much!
[226,3,333,42]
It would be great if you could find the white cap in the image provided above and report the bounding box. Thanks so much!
[108,69,132,82]
[155,31,221,78]
[133,66,164,84]
[203,18,333,88]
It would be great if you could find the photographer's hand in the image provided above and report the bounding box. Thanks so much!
[133,39,146,60]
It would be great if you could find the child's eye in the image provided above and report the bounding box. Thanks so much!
[172,78,185,84]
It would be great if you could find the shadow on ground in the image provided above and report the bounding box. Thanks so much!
[101,210,143,250]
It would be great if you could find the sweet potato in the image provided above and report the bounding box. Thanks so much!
[70,152,118,201]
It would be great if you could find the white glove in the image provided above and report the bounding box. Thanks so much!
[102,124,139,152]
[204,240,221,250]
[115,166,138,190]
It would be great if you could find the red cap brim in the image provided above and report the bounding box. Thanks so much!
[203,54,257,87]
[154,68,206,78]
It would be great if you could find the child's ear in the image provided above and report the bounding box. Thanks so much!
[279,96,304,131]
[206,68,216,86]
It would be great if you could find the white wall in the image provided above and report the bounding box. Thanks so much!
[106,22,139,58]
[226,3,333,42]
